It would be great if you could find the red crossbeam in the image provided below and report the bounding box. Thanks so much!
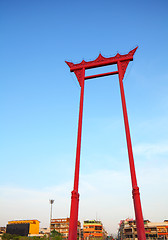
[85,71,118,80]
[66,47,138,72]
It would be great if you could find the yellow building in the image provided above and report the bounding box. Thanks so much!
[7,220,40,236]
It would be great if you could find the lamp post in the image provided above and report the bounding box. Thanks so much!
[49,199,54,234]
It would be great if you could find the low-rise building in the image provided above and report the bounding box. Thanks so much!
[39,227,50,235]
[51,218,81,239]
[83,220,107,240]
[118,218,168,239]
[0,227,6,234]
[6,219,40,236]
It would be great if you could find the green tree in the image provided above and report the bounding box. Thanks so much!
[50,230,63,240]
[2,233,19,240]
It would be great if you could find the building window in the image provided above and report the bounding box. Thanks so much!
[95,226,102,230]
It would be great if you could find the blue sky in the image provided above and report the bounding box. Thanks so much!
[0,0,168,235]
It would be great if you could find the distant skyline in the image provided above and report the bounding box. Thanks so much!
[0,0,168,235]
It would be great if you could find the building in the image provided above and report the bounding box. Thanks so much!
[51,218,81,239]
[0,227,6,234]
[118,218,168,239]
[6,220,40,236]
[83,220,107,240]
[39,227,50,235]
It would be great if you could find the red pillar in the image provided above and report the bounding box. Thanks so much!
[66,48,146,240]
[117,61,146,240]
[68,68,85,240]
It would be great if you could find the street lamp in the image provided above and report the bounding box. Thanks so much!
[49,199,54,234]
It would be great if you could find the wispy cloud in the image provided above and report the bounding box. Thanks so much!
[134,142,168,158]
[0,158,168,235]
[0,182,72,228]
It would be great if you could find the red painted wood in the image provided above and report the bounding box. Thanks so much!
[66,47,146,240]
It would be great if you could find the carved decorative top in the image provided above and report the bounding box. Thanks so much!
[120,60,130,80]
[65,47,138,72]
[74,69,83,87]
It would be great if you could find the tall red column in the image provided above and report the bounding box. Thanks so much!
[66,47,146,240]
[68,68,85,240]
[117,61,146,240]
